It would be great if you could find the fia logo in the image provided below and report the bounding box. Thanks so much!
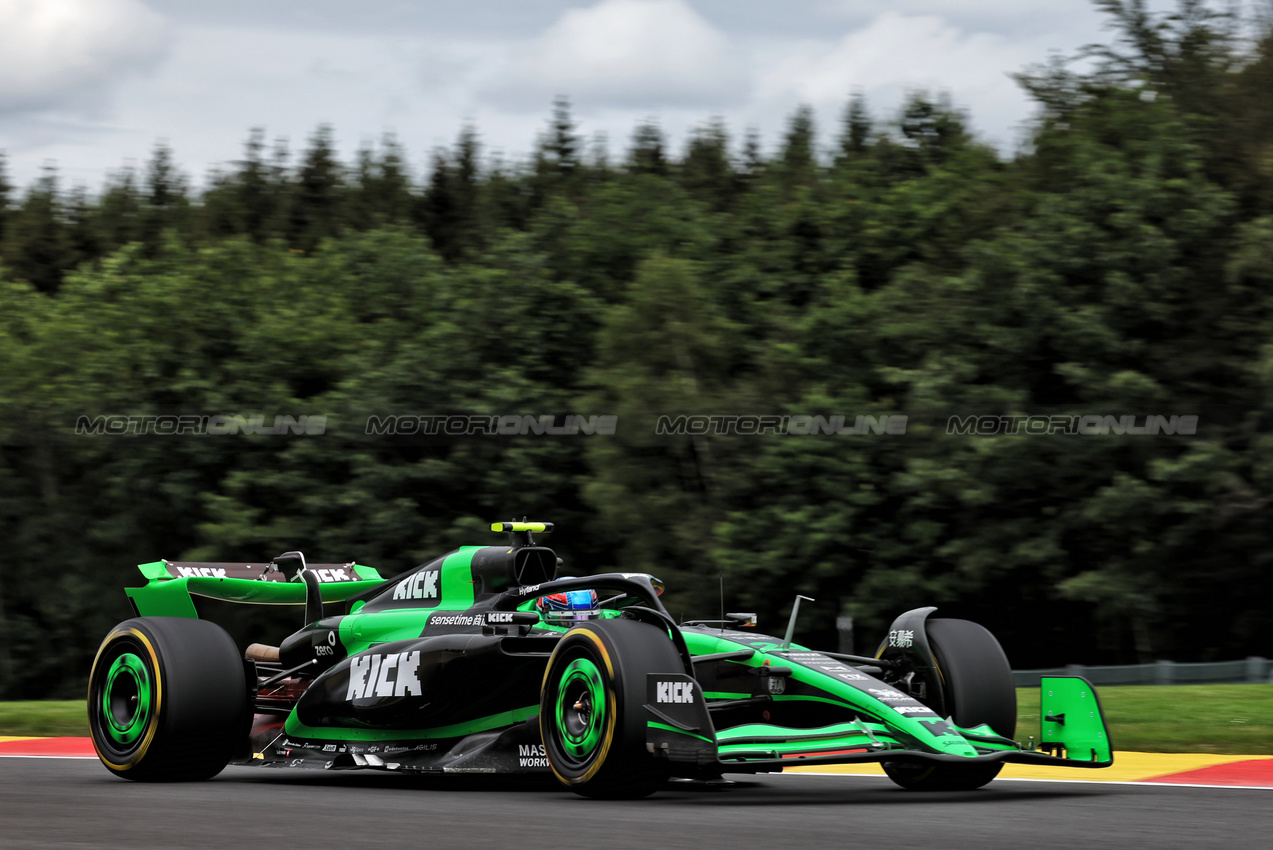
[392,569,439,601]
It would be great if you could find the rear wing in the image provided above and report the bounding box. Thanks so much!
[126,559,385,618]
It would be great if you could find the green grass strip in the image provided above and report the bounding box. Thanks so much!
[5,684,1272,754]
[1016,684,1273,755]
[0,701,88,738]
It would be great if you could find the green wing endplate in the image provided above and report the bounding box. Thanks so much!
[645,674,718,764]
[1039,676,1114,765]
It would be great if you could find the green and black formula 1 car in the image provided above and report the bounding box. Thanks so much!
[88,521,1113,797]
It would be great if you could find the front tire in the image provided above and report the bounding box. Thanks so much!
[88,617,249,781]
[883,618,1016,791]
[540,618,683,798]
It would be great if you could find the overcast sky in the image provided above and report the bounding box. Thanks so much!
[0,0,1119,192]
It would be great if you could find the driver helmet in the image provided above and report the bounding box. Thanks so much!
[535,589,598,621]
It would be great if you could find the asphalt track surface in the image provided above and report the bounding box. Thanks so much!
[4,758,1272,849]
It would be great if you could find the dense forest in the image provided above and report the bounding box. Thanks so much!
[3,1,1273,698]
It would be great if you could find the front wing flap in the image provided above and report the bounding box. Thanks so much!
[713,746,1113,772]
[649,672,1114,774]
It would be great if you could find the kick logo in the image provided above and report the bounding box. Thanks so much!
[345,651,422,700]
[309,568,351,583]
[656,681,694,704]
[176,566,226,578]
[894,704,938,716]
[392,569,439,601]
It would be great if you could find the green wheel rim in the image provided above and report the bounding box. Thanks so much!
[554,657,606,761]
[101,653,151,747]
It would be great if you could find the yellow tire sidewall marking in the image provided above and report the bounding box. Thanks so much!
[542,627,619,787]
[89,627,163,771]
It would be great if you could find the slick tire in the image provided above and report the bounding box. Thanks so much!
[540,618,682,799]
[88,617,249,781]
[883,618,1016,792]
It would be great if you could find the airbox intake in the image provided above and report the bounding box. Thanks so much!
[470,546,557,595]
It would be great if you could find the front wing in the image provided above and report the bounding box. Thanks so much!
[646,674,1114,774]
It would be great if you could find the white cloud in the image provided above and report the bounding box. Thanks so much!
[480,0,748,111]
[0,0,169,115]
[814,1,1103,40]
[754,12,1039,147]
[0,2,1113,188]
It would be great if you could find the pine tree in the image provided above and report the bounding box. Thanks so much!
[780,105,817,188]
[4,165,66,294]
[288,125,343,253]
[680,119,735,211]
[376,133,413,224]
[483,153,530,231]
[838,92,872,162]
[141,141,187,256]
[64,183,100,270]
[546,96,579,177]
[235,128,277,242]
[533,97,582,202]
[419,127,480,262]
[455,125,480,211]
[349,143,378,231]
[419,150,459,261]
[0,151,12,249]
[740,127,764,182]
[98,166,142,252]
[898,92,970,167]
[627,122,668,176]
[588,131,611,175]
[347,134,415,230]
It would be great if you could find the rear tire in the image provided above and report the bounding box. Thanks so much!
[540,618,683,798]
[883,618,1015,791]
[88,617,249,781]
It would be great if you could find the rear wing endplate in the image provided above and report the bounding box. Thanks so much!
[126,559,385,618]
